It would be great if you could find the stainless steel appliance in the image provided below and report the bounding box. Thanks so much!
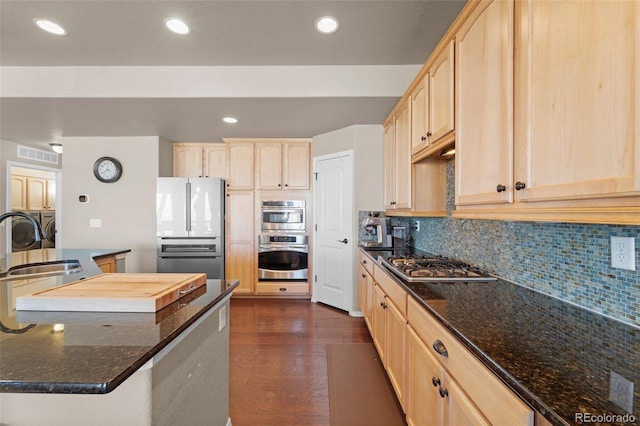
[379,252,496,282]
[11,211,42,252]
[258,234,308,281]
[40,210,56,248]
[261,200,305,231]
[360,215,389,247]
[156,177,224,280]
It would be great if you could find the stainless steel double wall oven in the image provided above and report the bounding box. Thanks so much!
[258,200,308,281]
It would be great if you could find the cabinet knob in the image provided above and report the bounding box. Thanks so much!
[278,183,282,187]
[496,184,506,193]
[439,387,449,399]
[515,181,526,191]
[362,274,366,278]
[279,287,287,292]
[431,377,440,387]
[421,136,427,141]
[432,339,449,357]
[285,184,288,187]
[427,132,432,137]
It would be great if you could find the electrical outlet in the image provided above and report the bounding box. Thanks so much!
[611,237,636,271]
[609,370,634,413]
[218,305,226,332]
[414,221,420,232]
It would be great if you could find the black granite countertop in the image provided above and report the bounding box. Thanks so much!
[0,248,238,394]
[361,248,639,426]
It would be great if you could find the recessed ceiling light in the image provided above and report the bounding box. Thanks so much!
[315,16,339,34]
[165,18,191,35]
[223,117,238,124]
[33,19,67,36]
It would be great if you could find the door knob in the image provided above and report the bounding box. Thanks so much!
[337,238,348,244]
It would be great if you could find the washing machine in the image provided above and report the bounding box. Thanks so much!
[40,210,56,248]
[11,211,42,252]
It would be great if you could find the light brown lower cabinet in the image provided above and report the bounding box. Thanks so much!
[407,296,534,426]
[371,263,408,411]
[360,250,535,426]
[94,256,116,273]
[407,326,490,425]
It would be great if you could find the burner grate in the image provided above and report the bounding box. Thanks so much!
[380,254,496,282]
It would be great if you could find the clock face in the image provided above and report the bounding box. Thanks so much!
[93,157,123,183]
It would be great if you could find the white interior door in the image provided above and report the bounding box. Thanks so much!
[312,151,354,313]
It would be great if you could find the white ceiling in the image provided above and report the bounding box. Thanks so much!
[0,0,466,151]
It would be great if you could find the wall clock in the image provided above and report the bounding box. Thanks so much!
[93,156,123,183]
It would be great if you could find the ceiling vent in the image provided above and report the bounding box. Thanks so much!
[17,145,60,165]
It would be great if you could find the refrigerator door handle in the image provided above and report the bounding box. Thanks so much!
[185,182,192,232]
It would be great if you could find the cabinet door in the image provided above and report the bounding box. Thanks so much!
[173,144,204,177]
[11,176,27,211]
[383,119,396,209]
[394,99,412,209]
[455,0,514,206]
[411,75,429,155]
[385,298,407,410]
[46,179,56,210]
[95,256,116,274]
[515,0,640,202]
[255,143,283,189]
[407,327,445,426]
[203,145,227,179]
[26,177,47,210]
[283,142,310,190]
[358,265,368,321]
[444,376,490,426]
[372,284,386,363]
[225,191,255,294]
[429,40,455,143]
[227,142,254,190]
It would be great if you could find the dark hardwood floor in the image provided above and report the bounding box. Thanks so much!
[229,298,373,426]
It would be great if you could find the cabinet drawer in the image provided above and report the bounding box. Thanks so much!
[255,282,309,295]
[359,251,375,276]
[407,297,533,426]
[373,264,407,316]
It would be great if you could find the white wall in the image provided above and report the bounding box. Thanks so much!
[313,124,384,211]
[60,136,160,272]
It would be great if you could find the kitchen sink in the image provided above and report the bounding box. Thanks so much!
[0,260,82,281]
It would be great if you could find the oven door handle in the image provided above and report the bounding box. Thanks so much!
[258,245,308,253]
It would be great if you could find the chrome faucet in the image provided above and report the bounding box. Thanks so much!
[0,211,46,241]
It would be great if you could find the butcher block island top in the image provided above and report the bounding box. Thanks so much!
[16,273,207,313]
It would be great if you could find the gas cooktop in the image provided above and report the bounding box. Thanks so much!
[378,253,496,282]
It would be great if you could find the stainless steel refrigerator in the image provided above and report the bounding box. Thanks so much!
[156,177,224,280]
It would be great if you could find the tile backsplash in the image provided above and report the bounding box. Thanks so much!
[375,160,640,328]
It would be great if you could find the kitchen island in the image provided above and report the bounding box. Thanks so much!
[0,248,238,426]
[361,248,639,426]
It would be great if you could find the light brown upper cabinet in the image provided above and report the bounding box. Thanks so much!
[454,0,640,224]
[255,140,310,190]
[12,176,56,210]
[455,0,514,207]
[384,99,413,210]
[225,140,255,190]
[513,0,640,209]
[411,40,455,159]
[173,143,227,178]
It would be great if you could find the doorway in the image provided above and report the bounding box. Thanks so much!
[6,161,62,254]
[312,150,354,313]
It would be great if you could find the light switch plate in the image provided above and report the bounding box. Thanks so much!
[89,218,102,228]
[611,237,635,271]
